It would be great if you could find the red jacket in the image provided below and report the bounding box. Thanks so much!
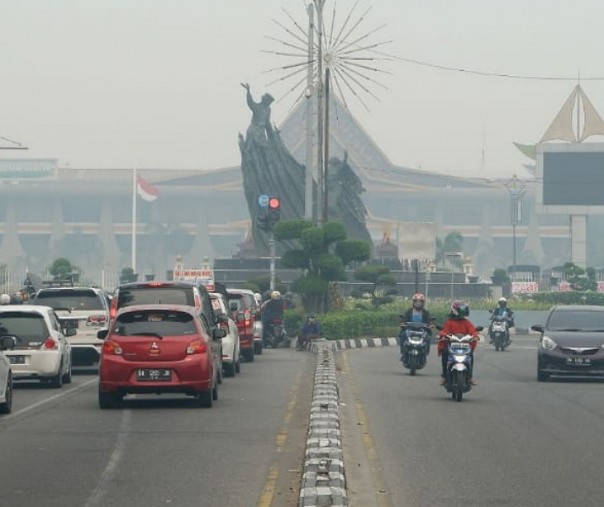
[438,318,478,355]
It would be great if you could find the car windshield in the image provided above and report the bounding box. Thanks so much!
[547,310,604,331]
[0,312,49,347]
[34,289,104,311]
[117,288,193,308]
[114,310,196,336]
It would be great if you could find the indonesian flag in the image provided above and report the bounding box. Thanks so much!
[136,175,159,202]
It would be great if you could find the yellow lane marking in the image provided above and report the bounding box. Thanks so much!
[343,351,394,507]
[256,370,303,507]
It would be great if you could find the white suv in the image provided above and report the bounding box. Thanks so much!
[31,286,110,369]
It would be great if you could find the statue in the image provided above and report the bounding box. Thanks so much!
[237,85,372,257]
[241,83,274,147]
[238,84,306,256]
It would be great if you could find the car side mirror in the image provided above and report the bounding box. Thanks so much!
[64,328,77,337]
[97,329,109,340]
[0,335,16,350]
[475,326,484,332]
[212,327,226,340]
[531,325,544,333]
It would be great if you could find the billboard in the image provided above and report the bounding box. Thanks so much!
[0,158,57,179]
[537,143,604,214]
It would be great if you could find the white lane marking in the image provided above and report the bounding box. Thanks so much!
[4,378,98,421]
[84,409,132,507]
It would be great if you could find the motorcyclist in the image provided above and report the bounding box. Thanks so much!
[261,290,284,346]
[399,292,433,357]
[491,297,514,326]
[297,314,321,350]
[438,300,479,386]
[489,297,514,343]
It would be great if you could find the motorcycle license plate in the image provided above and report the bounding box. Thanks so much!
[567,356,590,366]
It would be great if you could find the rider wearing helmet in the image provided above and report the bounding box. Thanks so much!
[492,297,514,326]
[261,290,285,346]
[399,293,433,356]
[438,300,479,385]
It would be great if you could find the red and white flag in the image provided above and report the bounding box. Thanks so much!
[136,175,159,202]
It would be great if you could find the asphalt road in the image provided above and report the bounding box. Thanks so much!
[0,348,315,507]
[339,335,604,507]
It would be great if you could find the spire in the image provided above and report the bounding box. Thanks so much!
[539,85,579,143]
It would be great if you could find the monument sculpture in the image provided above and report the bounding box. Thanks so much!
[238,84,371,256]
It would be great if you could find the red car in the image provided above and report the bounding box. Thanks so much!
[226,289,261,362]
[97,305,225,409]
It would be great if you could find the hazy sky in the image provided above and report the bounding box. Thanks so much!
[2,0,604,178]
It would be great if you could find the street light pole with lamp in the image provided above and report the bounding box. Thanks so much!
[506,175,525,282]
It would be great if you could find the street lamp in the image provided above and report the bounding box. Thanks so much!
[445,252,463,300]
[506,175,525,282]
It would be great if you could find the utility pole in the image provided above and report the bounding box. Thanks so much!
[314,0,325,225]
[304,3,315,220]
[506,175,525,282]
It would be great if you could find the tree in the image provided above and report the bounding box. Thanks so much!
[435,232,464,267]
[563,262,597,291]
[354,264,397,307]
[491,268,510,286]
[120,267,138,283]
[274,219,371,312]
[48,258,79,280]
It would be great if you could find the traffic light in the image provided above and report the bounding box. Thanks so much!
[267,197,281,226]
[256,210,269,231]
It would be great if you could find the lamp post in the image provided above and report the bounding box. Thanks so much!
[445,252,463,300]
[506,175,525,282]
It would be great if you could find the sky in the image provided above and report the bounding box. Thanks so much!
[2,0,604,179]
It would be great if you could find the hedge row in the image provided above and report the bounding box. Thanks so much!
[284,308,452,340]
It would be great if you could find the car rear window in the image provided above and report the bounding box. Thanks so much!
[34,289,104,311]
[548,310,604,331]
[0,312,49,347]
[114,310,197,336]
[117,287,193,308]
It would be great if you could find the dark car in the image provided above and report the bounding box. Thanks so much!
[532,305,604,381]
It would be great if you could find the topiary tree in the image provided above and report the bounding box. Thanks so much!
[49,258,79,280]
[354,264,397,307]
[119,267,138,283]
[274,219,371,313]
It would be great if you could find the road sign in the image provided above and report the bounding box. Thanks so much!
[258,194,269,207]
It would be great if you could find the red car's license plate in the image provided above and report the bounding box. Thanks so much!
[137,369,171,381]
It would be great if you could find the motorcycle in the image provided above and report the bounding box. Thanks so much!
[442,327,483,402]
[399,321,431,375]
[264,317,287,348]
[488,314,511,351]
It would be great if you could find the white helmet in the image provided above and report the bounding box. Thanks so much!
[0,294,11,305]
[271,290,281,300]
[498,297,507,303]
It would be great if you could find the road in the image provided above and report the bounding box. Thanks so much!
[339,334,604,507]
[0,348,315,507]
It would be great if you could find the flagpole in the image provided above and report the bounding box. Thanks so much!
[131,166,137,273]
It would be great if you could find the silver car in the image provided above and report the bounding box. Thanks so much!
[1,305,74,388]
[0,335,16,414]
[31,286,109,368]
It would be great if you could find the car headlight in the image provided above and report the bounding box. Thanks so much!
[541,336,557,351]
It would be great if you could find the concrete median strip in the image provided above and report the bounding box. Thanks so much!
[299,340,348,507]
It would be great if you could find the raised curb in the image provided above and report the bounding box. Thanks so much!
[298,341,348,507]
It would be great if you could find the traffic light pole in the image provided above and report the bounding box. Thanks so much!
[269,232,276,291]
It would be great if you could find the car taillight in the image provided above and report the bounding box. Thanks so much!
[109,300,117,320]
[87,315,108,326]
[186,339,207,355]
[42,338,58,350]
[103,340,123,355]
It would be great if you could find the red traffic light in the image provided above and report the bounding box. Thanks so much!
[268,197,280,209]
